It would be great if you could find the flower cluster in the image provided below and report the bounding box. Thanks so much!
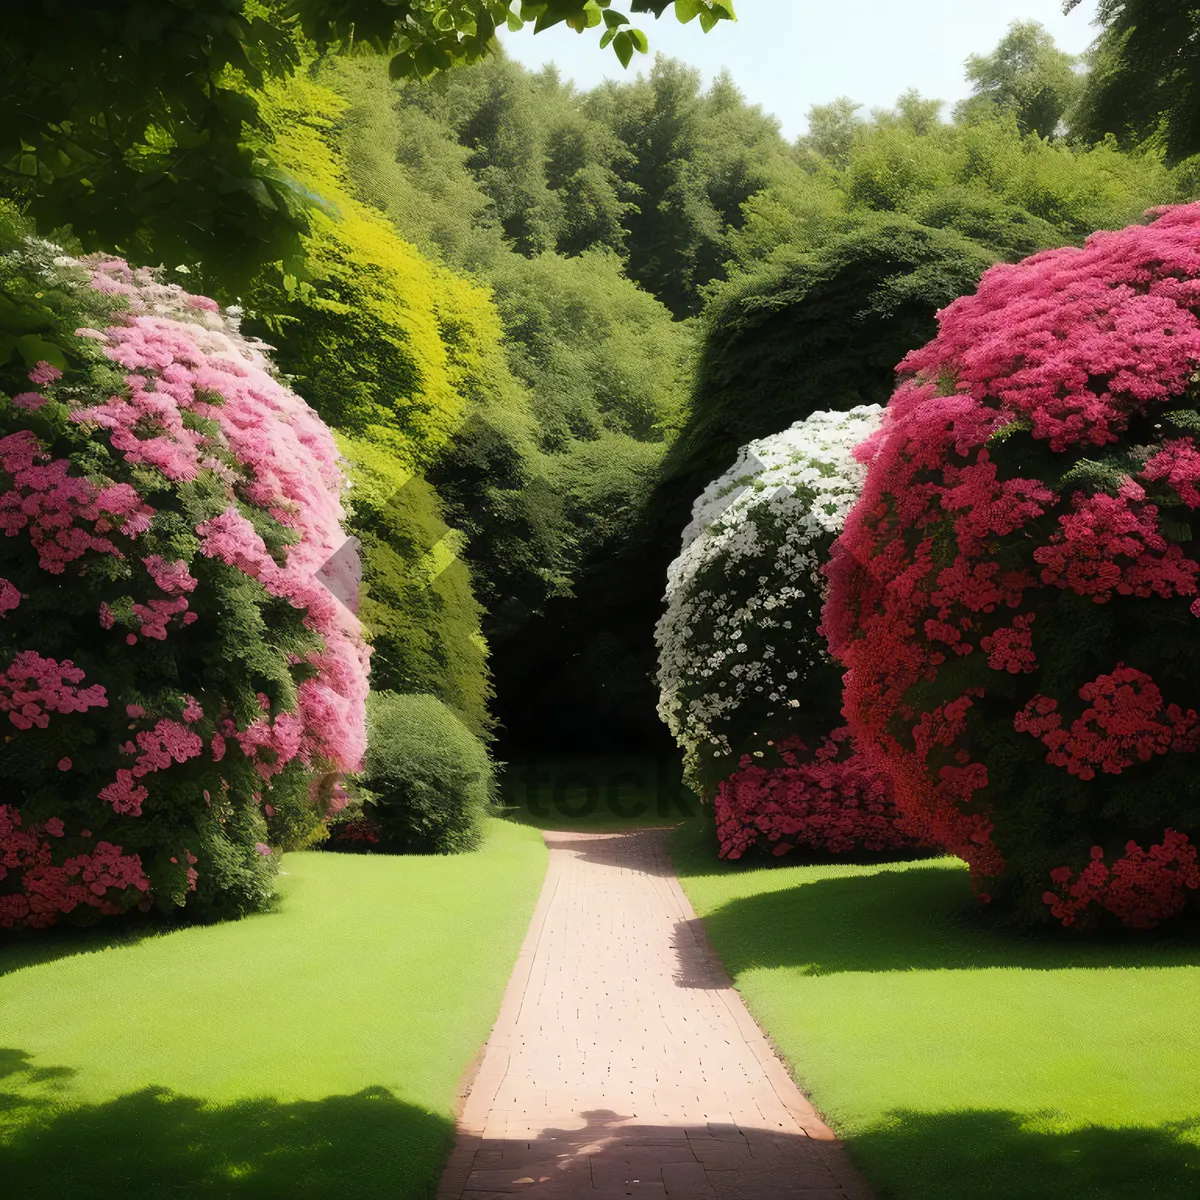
[0,805,150,929]
[714,730,924,860]
[826,202,1200,927]
[1043,830,1200,929]
[0,240,369,928]
[656,406,883,799]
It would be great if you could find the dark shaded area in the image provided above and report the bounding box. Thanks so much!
[497,217,996,755]
[670,845,1200,977]
[851,1108,1200,1200]
[440,1107,869,1199]
[0,1053,453,1200]
[0,921,162,979]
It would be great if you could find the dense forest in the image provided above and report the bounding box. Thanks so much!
[281,20,1194,756]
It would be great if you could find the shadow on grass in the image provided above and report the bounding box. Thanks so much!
[852,1108,1200,1200]
[0,1049,453,1200]
[689,866,1200,976]
[0,922,164,979]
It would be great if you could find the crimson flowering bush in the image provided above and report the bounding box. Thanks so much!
[0,232,368,929]
[825,202,1200,929]
[715,730,918,861]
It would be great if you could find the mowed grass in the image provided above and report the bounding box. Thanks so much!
[0,818,547,1200]
[498,755,700,832]
[672,820,1200,1200]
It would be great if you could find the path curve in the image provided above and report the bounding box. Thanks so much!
[437,828,871,1199]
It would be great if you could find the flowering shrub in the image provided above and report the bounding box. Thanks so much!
[656,405,921,859]
[715,730,917,860]
[656,406,883,798]
[0,233,368,928]
[825,202,1200,928]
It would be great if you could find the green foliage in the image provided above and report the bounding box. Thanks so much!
[488,248,693,447]
[591,58,791,315]
[247,70,514,465]
[1070,1,1200,164]
[356,692,496,854]
[339,436,492,739]
[0,0,308,291]
[666,216,997,516]
[291,0,734,80]
[327,55,693,641]
[738,101,1177,273]
[238,70,510,742]
[956,20,1081,138]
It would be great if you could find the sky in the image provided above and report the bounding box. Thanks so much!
[498,0,1101,140]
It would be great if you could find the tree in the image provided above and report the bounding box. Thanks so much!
[0,0,734,288]
[1068,1,1200,163]
[799,98,864,167]
[955,20,1080,138]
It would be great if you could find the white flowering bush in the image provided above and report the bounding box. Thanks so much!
[656,405,883,799]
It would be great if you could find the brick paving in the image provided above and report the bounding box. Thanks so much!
[437,829,871,1199]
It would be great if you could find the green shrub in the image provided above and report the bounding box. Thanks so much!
[353,692,495,855]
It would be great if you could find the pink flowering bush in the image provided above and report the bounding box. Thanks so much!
[714,730,919,861]
[825,202,1200,928]
[0,232,368,928]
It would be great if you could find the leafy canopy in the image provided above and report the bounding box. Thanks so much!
[0,0,733,288]
[1068,0,1200,164]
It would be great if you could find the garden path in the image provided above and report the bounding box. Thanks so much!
[437,828,871,1200]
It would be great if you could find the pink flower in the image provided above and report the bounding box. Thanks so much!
[57,758,71,771]
[254,842,271,856]
[28,361,63,386]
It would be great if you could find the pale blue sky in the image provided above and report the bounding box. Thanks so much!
[499,0,1101,140]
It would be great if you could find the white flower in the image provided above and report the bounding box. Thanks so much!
[655,405,883,790]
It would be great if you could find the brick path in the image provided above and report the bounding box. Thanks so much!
[437,829,871,1199]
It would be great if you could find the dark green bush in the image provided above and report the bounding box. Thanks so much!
[354,692,495,855]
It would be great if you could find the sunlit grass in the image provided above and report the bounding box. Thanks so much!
[672,819,1200,1200]
[0,819,547,1199]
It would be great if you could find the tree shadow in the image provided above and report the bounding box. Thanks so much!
[0,922,162,979]
[851,1108,1200,1200]
[0,1050,454,1200]
[686,867,1200,977]
[441,1107,870,1199]
[541,827,682,878]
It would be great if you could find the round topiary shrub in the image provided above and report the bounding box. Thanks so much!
[0,236,369,929]
[656,406,918,860]
[826,202,1200,928]
[332,691,494,855]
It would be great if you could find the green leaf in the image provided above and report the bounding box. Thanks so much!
[600,27,616,47]
[613,28,634,66]
[1162,517,1194,545]
[674,0,703,21]
[433,8,456,32]
[602,8,629,27]
[507,11,525,30]
[15,334,68,371]
[629,27,649,52]
[388,53,418,80]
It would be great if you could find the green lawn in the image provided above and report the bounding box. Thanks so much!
[498,755,700,832]
[672,820,1200,1200]
[0,818,547,1199]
